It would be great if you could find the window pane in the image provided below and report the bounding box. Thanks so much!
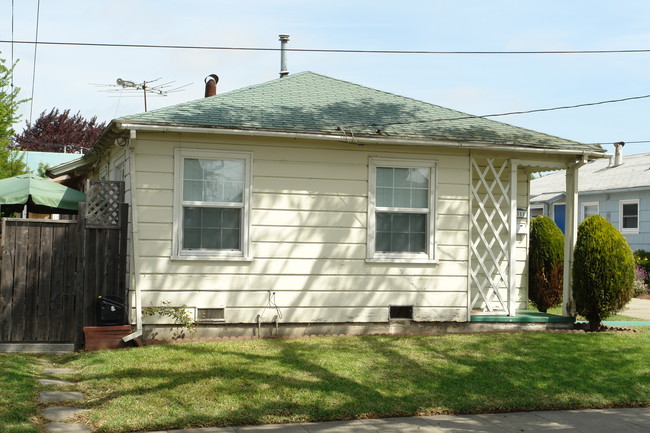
[375,212,426,253]
[376,166,429,209]
[583,204,598,220]
[377,187,393,207]
[183,207,241,250]
[377,167,394,188]
[394,168,410,188]
[394,188,411,207]
[411,189,428,208]
[623,203,639,229]
[183,158,244,203]
[530,208,544,217]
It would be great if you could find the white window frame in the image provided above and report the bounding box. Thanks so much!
[530,205,544,218]
[581,202,599,221]
[367,157,437,263]
[172,148,253,261]
[619,199,639,234]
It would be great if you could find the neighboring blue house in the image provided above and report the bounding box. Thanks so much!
[530,147,650,252]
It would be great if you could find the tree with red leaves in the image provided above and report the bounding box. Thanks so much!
[13,108,106,154]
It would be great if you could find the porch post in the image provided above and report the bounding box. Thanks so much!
[508,161,518,316]
[562,162,580,316]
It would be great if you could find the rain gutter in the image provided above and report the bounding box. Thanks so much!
[114,122,608,160]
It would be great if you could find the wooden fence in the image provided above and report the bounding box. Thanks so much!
[0,181,128,346]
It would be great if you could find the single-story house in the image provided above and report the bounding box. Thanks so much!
[50,71,606,338]
[531,145,650,252]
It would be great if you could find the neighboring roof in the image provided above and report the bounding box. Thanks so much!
[118,71,602,152]
[20,151,81,173]
[531,152,650,203]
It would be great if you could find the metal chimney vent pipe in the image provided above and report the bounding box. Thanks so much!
[614,141,625,166]
[204,74,219,97]
[279,34,290,77]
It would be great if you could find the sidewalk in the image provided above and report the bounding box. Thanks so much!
[125,408,650,432]
[624,298,650,320]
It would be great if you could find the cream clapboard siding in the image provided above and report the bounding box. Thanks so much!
[118,131,534,324]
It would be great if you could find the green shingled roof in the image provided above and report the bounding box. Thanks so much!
[119,71,602,151]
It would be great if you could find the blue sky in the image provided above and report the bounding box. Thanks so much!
[2,0,649,156]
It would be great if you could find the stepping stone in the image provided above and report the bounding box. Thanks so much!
[39,378,74,386]
[43,407,88,422]
[39,391,84,403]
[42,368,77,375]
[45,422,92,433]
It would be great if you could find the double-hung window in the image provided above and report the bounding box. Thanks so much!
[581,202,599,221]
[620,199,639,233]
[173,149,252,260]
[367,158,436,262]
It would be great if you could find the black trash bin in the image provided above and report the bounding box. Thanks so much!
[97,296,125,326]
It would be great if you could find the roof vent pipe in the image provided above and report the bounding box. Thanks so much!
[279,34,289,78]
[204,74,219,97]
[613,141,625,166]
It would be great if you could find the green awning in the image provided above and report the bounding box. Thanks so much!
[0,174,86,214]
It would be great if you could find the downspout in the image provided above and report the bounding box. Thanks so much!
[123,130,143,342]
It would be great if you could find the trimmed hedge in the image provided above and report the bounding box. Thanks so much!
[528,215,564,312]
[573,215,635,330]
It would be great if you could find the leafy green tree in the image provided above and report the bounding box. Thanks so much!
[573,215,635,331]
[0,55,27,178]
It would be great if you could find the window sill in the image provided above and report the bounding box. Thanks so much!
[171,254,253,262]
[366,257,438,265]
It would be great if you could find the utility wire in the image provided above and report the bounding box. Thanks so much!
[346,93,650,128]
[2,39,650,55]
[10,0,14,90]
[29,0,41,124]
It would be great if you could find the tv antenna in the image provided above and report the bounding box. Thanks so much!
[93,78,192,112]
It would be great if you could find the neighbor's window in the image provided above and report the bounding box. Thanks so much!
[530,206,544,218]
[368,158,436,262]
[173,149,252,260]
[581,202,599,221]
[620,200,639,233]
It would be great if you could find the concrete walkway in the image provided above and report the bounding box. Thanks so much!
[121,408,650,433]
[39,364,90,433]
[624,298,650,320]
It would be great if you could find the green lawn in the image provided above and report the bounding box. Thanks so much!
[0,353,41,433]
[47,331,650,433]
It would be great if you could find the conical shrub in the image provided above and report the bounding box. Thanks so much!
[528,216,564,312]
[573,215,635,330]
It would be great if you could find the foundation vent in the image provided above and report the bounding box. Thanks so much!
[197,308,225,322]
[389,305,413,320]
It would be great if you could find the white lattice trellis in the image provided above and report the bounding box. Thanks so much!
[85,180,125,228]
[469,157,512,315]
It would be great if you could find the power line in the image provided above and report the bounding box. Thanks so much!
[2,39,650,55]
[349,93,650,128]
[589,140,650,145]
[28,0,41,124]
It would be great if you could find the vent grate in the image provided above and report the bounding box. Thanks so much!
[197,308,225,322]
[389,305,413,320]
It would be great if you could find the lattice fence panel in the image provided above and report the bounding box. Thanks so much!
[469,157,512,314]
[84,180,125,228]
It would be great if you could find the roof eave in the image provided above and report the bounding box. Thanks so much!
[115,121,607,159]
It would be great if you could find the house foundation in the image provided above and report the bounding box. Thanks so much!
[142,317,575,342]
